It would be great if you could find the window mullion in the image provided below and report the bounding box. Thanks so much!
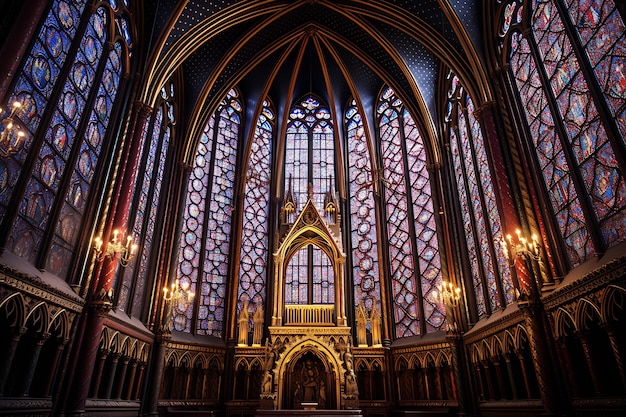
[525,29,606,252]
[36,40,113,269]
[450,117,493,317]
[551,0,626,173]
[461,105,507,311]
[397,109,426,335]
[0,7,92,247]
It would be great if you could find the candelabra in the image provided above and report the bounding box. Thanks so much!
[440,281,462,307]
[163,278,194,304]
[93,229,137,267]
[0,101,26,157]
[504,229,547,299]
[433,281,462,332]
[162,278,195,333]
[504,229,542,263]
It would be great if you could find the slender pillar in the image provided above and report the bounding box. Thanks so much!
[124,360,137,400]
[113,355,130,399]
[44,339,67,397]
[133,361,146,401]
[89,349,109,398]
[435,366,444,400]
[555,338,578,397]
[520,301,562,414]
[65,101,152,416]
[17,332,50,396]
[474,362,486,401]
[577,331,603,396]
[102,352,120,399]
[482,361,495,400]
[446,330,469,414]
[515,351,532,399]
[504,354,520,400]
[0,325,26,395]
[491,356,505,399]
[145,334,169,415]
[604,324,626,391]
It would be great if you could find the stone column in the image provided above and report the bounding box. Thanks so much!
[482,361,495,400]
[447,332,469,414]
[124,359,138,400]
[577,331,602,396]
[44,338,68,397]
[89,349,110,398]
[0,325,26,395]
[113,355,130,399]
[145,333,169,416]
[491,356,505,399]
[65,101,152,416]
[519,301,562,414]
[17,331,50,396]
[102,352,121,399]
[605,324,626,389]
[504,354,519,400]
[515,350,532,399]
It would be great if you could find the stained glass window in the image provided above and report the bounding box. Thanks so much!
[282,95,336,305]
[0,0,87,227]
[500,0,626,267]
[176,89,241,336]
[238,101,274,311]
[377,87,444,337]
[445,74,514,318]
[284,245,335,304]
[113,83,174,317]
[346,100,380,313]
[1,2,130,280]
[284,96,335,209]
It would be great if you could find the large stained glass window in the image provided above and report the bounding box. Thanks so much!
[0,1,131,279]
[282,95,336,305]
[284,96,335,209]
[499,0,626,267]
[346,100,380,313]
[377,87,444,337]
[445,74,514,319]
[237,100,274,312]
[113,85,175,317]
[176,89,241,336]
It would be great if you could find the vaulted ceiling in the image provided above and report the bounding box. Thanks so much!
[139,0,490,159]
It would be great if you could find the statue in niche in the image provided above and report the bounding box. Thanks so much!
[301,359,320,402]
[262,371,273,394]
[356,303,368,347]
[264,339,282,371]
[343,349,354,373]
[345,371,359,398]
[370,306,382,346]
[238,300,249,346]
[292,354,326,407]
[253,303,264,346]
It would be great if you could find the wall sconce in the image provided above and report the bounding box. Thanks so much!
[504,229,542,263]
[432,281,462,332]
[93,229,137,267]
[162,279,195,333]
[0,101,26,157]
[440,281,462,307]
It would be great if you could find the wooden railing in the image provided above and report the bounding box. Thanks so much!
[284,304,335,325]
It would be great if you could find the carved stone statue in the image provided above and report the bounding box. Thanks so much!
[253,303,264,346]
[238,300,249,346]
[370,306,382,346]
[262,371,273,394]
[356,304,368,347]
[345,371,359,398]
[301,359,320,402]
[343,350,354,373]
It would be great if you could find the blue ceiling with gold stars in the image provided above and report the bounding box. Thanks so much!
[141,1,485,136]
